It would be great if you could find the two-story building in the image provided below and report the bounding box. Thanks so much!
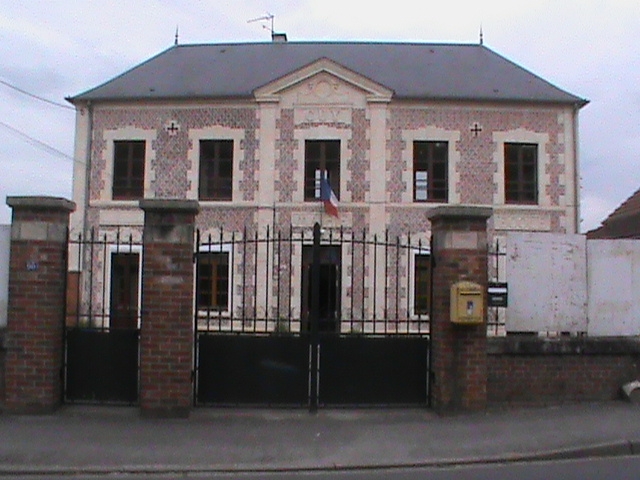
[67,38,587,333]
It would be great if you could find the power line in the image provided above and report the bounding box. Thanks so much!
[0,120,82,164]
[0,79,75,111]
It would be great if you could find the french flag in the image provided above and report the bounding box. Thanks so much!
[320,175,339,218]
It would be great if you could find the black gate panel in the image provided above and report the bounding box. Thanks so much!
[197,334,309,405]
[65,328,139,403]
[194,224,432,409]
[318,336,429,406]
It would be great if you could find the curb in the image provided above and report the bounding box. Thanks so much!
[0,441,638,476]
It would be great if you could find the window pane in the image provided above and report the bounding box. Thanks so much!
[219,140,233,159]
[305,141,340,201]
[325,141,340,159]
[199,140,233,200]
[414,254,430,314]
[414,141,448,202]
[505,143,537,204]
[305,141,321,160]
[218,159,232,178]
[113,141,145,200]
[197,253,229,310]
[305,161,321,199]
[415,171,428,201]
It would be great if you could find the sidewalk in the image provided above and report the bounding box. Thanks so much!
[0,402,639,475]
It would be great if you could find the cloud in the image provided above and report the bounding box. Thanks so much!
[0,0,638,232]
[580,192,619,233]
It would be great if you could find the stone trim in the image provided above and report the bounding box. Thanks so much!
[428,206,493,221]
[489,336,640,355]
[6,197,75,212]
[139,199,200,215]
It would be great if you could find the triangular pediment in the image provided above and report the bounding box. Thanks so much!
[254,57,394,103]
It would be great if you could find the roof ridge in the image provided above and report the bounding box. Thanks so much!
[174,40,483,48]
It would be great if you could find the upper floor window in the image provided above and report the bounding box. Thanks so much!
[505,143,538,204]
[413,141,448,202]
[305,140,340,201]
[112,140,145,200]
[199,140,233,201]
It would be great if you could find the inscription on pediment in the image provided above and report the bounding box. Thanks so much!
[296,77,352,105]
[294,107,351,125]
[290,74,361,125]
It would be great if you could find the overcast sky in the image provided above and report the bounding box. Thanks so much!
[1,0,638,231]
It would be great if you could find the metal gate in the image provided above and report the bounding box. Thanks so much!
[64,229,140,404]
[194,223,430,408]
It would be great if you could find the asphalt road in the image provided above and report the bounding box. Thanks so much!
[5,455,640,480]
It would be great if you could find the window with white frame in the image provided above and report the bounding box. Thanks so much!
[107,244,142,330]
[413,251,431,316]
[198,140,233,201]
[196,247,231,312]
[112,140,145,200]
[304,140,340,200]
[413,141,448,202]
[504,142,538,204]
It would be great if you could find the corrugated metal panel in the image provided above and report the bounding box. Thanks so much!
[0,225,10,327]
[587,240,640,336]
[506,232,587,333]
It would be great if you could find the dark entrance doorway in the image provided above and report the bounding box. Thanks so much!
[302,245,341,332]
[110,253,139,330]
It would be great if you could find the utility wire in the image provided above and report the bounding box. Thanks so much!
[0,79,75,111]
[0,120,82,164]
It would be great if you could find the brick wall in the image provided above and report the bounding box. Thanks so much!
[139,200,199,417]
[429,207,492,412]
[488,337,640,404]
[4,197,74,413]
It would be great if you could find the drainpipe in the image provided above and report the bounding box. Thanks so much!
[83,100,93,243]
[572,103,580,234]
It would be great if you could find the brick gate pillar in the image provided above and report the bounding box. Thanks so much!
[139,199,199,418]
[4,196,75,413]
[428,206,492,412]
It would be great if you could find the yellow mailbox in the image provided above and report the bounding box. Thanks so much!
[450,281,484,325]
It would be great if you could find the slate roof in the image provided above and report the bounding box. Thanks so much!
[587,188,640,239]
[70,41,587,105]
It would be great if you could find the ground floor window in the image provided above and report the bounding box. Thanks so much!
[109,252,140,329]
[414,253,430,315]
[197,251,230,312]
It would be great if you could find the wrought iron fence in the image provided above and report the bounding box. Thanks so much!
[67,227,143,331]
[194,225,431,336]
[65,227,142,404]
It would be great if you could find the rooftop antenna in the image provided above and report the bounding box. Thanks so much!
[174,25,179,45]
[479,24,484,45]
[247,12,275,36]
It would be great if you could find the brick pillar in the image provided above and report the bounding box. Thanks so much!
[139,199,199,418]
[428,206,492,412]
[4,196,75,413]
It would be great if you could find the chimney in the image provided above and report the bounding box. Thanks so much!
[271,32,288,43]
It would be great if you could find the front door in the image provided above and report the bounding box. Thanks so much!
[302,245,341,332]
[109,252,139,330]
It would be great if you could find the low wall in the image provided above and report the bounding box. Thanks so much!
[488,336,640,404]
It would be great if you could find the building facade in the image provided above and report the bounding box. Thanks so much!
[67,40,587,330]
